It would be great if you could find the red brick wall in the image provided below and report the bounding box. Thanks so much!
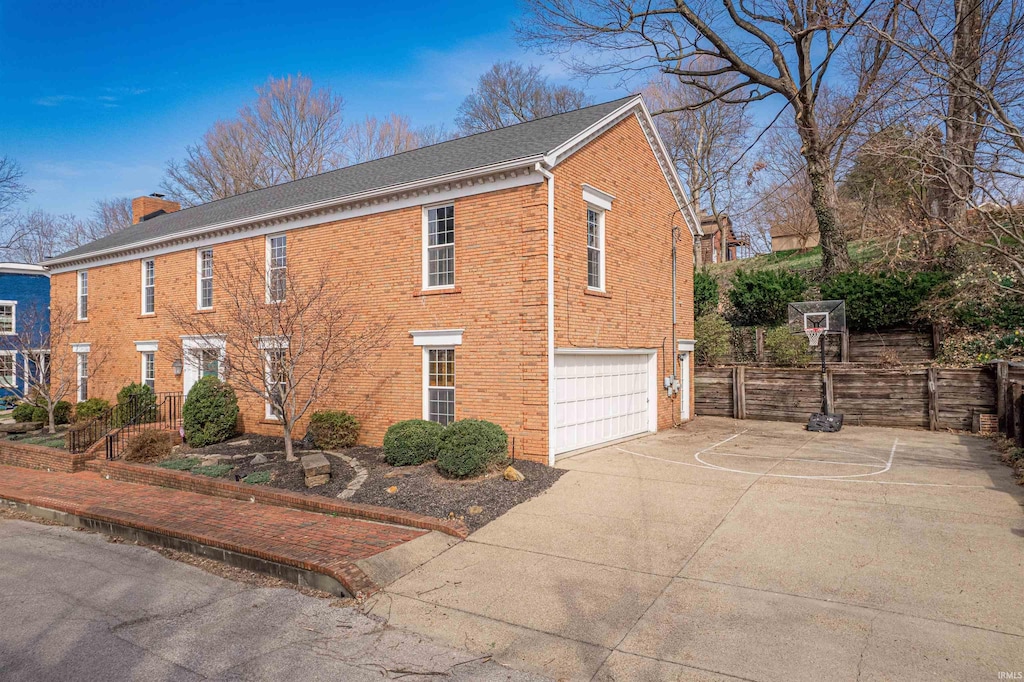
[552,114,695,429]
[0,440,95,473]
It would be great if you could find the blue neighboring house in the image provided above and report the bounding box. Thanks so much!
[0,263,50,406]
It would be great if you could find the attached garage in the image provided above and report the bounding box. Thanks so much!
[552,350,658,457]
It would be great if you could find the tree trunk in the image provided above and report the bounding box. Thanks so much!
[283,422,296,461]
[47,409,55,435]
[803,141,851,275]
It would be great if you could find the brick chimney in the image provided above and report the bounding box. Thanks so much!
[132,193,180,224]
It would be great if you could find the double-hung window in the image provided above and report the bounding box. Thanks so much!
[586,207,605,290]
[198,248,214,309]
[141,259,155,314]
[267,234,287,302]
[77,270,89,320]
[424,205,454,288]
[0,301,14,334]
[142,352,155,389]
[77,352,89,402]
[265,347,287,420]
[0,352,15,387]
[426,348,455,425]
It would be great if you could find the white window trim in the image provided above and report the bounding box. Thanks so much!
[0,300,15,335]
[197,248,214,310]
[421,203,455,291]
[141,351,155,389]
[262,340,288,420]
[141,259,155,315]
[410,328,464,347]
[77,270,88,320]
[0,350,16,388]
[582,184,615,212]
[266,233,287,303]
[586,205,606,292]
[422,346,456,424]
[75,349,89,402]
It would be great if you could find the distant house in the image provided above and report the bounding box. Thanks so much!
[42,96,701,464]
[697,212,745,264]
[0,263,50,403]
[770,221,819,252]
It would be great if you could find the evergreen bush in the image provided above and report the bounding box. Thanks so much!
[306,410,360,450]
[435,419,508,478]
[383,419,444,466]
[728,269,808,327]
[182,377,239,447]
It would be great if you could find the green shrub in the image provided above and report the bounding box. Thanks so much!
[306,410,360,450]
[764,326,814,366]
[694,269,719,317]
[115,382,157,426]
[383,419,444,466]
[820,270,947,332]
[156,456,201,471]
[436,419,508,478]
[182,377,239,447]
[694,313,732,366]
[52,401,72,425]
[728,269,808,327]
[243,471,272,485]
[75,398,111,422]
[192,464,233,478]
[30,406,48,423]
[11,403,36,422]
[124,430,173,463]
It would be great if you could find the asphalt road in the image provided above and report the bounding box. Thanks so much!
[0,518,542,681]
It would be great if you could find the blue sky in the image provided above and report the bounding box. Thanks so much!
[0,0,627,217]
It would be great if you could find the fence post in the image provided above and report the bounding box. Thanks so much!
[927,367,939,431]
[733,366,746,420]
[1013,382,1023,447]
[755,328,765,363]
[930,324,943,360]
[841,329,850,363]
[996,361,1009,432]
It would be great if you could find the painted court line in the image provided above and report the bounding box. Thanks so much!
[706,451,884,468]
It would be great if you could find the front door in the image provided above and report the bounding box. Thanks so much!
[181,342,224,398]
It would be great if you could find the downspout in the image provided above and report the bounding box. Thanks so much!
[535,162,556,466]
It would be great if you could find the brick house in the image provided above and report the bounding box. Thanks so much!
[697,212,745,264]
[0,263,50,403]
[43,95,700,464]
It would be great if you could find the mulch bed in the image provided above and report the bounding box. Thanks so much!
[165,434,565,532]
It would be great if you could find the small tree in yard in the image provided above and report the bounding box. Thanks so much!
[170,246,391,461]
[5,303,107,434]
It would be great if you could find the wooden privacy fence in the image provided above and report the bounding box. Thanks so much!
[727,326,941,365]
[696,365,996,431]
[994,361,1024,444]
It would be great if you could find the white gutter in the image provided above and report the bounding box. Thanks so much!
[42,156,545,269]
[534,162,556,466]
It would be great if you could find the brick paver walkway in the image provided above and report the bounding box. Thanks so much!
[0,465,426,595]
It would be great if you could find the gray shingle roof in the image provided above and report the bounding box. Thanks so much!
[50,96,637,262]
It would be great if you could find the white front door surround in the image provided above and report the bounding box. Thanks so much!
[181,335,226,397]
[678,339,694,421]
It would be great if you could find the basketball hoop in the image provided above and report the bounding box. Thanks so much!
[805,327,825,348]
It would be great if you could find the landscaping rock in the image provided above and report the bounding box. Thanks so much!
[301,453,330,477]
[201,455,229,466]
[305,473,330,488]
[503,465,525,482]
[386,485,398,494]
[0,422,43,434]
[468,505,484,515]
[250,454,268,465]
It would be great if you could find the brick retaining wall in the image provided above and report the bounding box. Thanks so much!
[0,440,96,473]
[86,458,468,539]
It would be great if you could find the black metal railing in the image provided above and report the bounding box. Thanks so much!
[65,392,183,455]
[105,392,183,461]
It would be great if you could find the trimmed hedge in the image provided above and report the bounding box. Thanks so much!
[307,410,360,450]
[182,376,239,447]
[11,403,36,422]
[436,419,508,478]
[75,398,111,422]
[820,270,947,332]
[728,269,808,327]
[383,419,444,466]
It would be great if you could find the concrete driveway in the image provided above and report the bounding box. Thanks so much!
[368,417,1024,681]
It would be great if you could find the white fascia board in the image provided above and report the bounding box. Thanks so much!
[43,159,544,273]
[0,263,49,277]
[582,184,615,211]
[410,329,464,347]
[544,96,701,238]
[135,340,159,352]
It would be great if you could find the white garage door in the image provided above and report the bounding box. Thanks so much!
[553,352,654,456]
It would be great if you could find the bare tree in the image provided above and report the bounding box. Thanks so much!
[644,70,751,258]
[3,210,82,263]
[83,197,133,243]
[0,156,32,253]
[414,123,458,146]
[169,245,391,460]
[162,75,346,206]
[344,113,421,164]
[456,61,590,134]
[7,303,107,433]
[520,1,902,274]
